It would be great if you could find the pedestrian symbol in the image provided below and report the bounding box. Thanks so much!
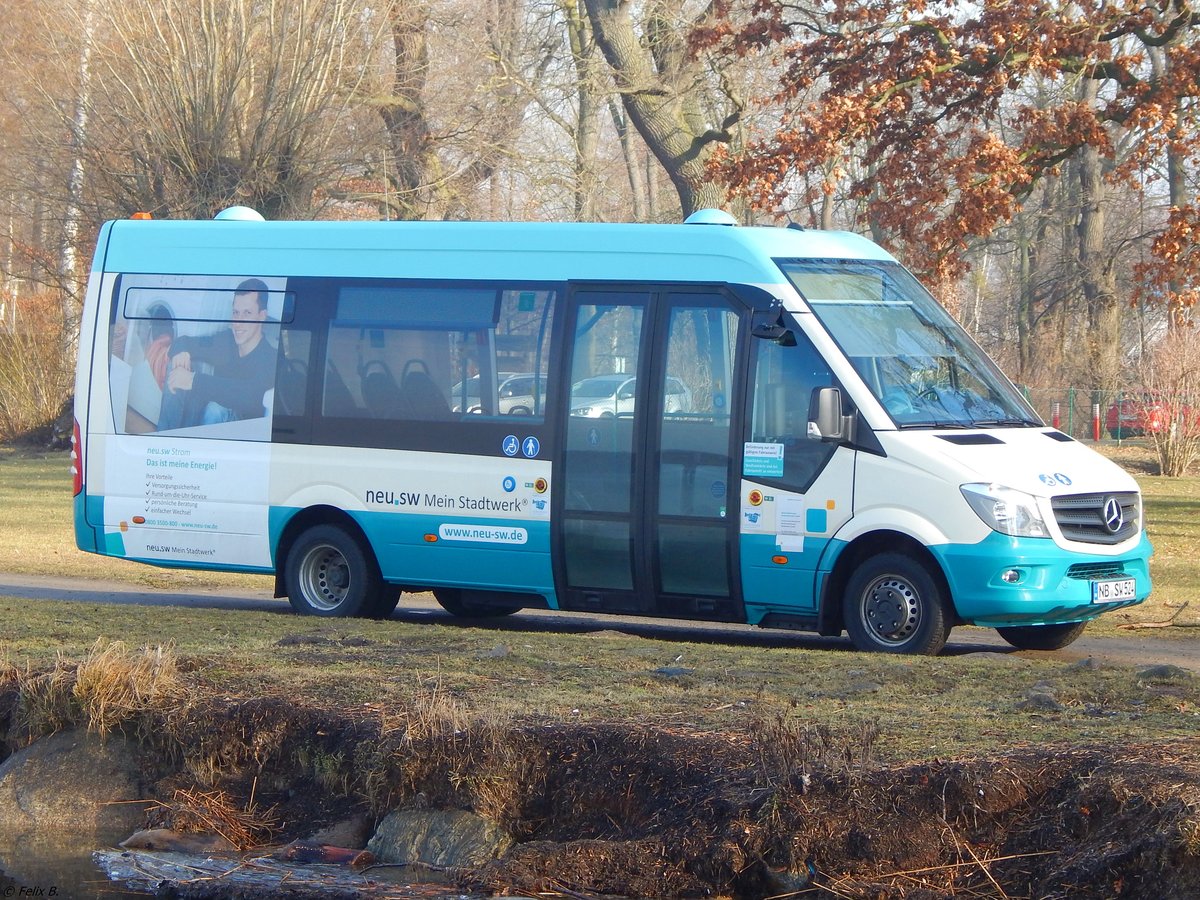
[522,436,540,458]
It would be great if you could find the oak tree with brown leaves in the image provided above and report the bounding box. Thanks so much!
[708,0,1200,339]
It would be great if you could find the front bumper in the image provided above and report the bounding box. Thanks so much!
[930,530,1152,627]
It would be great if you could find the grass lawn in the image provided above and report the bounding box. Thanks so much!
[0,442,1196,762]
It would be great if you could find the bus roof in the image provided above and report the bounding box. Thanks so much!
[99,216,897,284]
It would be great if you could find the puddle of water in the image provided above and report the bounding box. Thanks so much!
[0,840,149,899]
[1,842,504,899]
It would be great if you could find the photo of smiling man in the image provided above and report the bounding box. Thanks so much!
[156,278,277,430]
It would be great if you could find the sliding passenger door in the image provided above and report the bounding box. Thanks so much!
[555,286,746,622]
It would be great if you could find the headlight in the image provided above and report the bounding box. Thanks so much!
[572,406,593,416]
[961,483,1050,538]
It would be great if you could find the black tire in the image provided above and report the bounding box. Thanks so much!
[433,588,521,618]
[843,553,951,655]
[996,621,1086,651]
[285,525,383,617]
[365,584,403,620]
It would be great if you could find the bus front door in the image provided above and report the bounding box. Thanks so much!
[555,288,746,622]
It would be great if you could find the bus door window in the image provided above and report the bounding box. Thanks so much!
[656,302,740,597]
[563,297,647,591]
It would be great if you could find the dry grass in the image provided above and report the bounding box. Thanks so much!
[73,639,186,736]
[5,656,78,738]
[2,638,185,741]
[0,610,1195,897]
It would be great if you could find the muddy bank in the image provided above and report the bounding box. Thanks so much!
[0,680,1197,899]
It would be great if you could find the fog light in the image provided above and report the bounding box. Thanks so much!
[1001,569,1022,584]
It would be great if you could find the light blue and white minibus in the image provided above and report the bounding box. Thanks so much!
[71,207,1152,655]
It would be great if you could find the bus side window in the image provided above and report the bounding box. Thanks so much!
[750,333,837,491]
[273,329,311,417]
[400,359,452,420]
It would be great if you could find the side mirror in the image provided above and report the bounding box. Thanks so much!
[751,308,797,346]
[808,387,855,443]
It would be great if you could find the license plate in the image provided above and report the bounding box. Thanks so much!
[1092,578,1136,603]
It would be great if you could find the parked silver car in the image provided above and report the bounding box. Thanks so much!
[569,374,691,417]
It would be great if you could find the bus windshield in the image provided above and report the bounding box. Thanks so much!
[778,259,1040,429]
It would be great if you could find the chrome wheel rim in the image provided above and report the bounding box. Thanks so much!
[298,542,351,612]
[859,575,921,646]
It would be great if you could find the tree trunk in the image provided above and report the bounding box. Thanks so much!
[380,2,433,220]
[607,99,647,221]
[564,0,603,221]
[59,0,95,353]
[1074,83,1121,396]
[582,0,738,219]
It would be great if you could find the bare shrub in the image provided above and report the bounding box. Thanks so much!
[752,713,881,784]
[1140,327,1200,477]
[0,290,74,441]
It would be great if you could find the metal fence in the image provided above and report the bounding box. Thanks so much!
[1019,386,1192,442]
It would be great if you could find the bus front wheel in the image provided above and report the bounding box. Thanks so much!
[286,525,383,618]
[996,621,1086,651]
[843,554,950,655]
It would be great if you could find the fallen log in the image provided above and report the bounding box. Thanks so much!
[93,848,472,899]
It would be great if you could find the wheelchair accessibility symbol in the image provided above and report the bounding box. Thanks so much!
[502,435,520,457]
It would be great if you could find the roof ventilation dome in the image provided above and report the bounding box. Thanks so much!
[683,209,738,226]
[214,206,265,221]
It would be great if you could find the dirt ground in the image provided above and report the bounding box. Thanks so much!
[6,687,1190,900]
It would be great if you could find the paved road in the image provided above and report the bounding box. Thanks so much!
[1,571,1196,671]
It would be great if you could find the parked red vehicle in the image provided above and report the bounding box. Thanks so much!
[1106,392,1200,439]
[1105,394,1165,439]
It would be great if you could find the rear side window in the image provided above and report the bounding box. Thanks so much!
[109,275,292,440]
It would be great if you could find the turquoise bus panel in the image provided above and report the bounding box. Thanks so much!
[270,507,557,603]
[74,493,99,553]
[931,530,1152,627]
[99,220,893,284]
[740,532,841,623]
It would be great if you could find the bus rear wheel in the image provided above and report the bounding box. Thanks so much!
[996,621,1086,651]
[286,525,383,618]
[433,588,521,618]
[843,553,950,655]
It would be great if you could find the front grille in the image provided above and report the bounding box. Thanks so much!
[1052,492,1140,545]
[1066,561,1127,580]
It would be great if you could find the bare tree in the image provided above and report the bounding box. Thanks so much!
[1140,327,1200,476]
[376,0,435,219]
[84,0,373,220]
[583,0,743,217]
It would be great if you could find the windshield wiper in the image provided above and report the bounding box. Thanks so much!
[896,421,974,429]
[968,418,1041,428]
